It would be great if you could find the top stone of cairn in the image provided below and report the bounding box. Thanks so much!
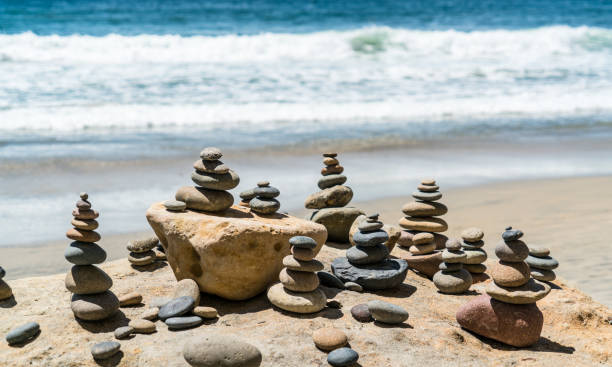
[200,147,223,161]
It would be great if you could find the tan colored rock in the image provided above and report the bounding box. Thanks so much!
[398,217,448,232]
[279,269,319,292]
[401,201,448,217]
[141,307,159,320]
[70,218,99,231]
[66,228,101,243]
[412,232,434,245]
[312,327,348,351]
[70,291,119,321]
[490,261,531,287]
[486,278,551,304]
[409,243,436,255]
[174,278,201,305]
[146,203,327,300]
[291,247,315,261]
[175,186,234,212]
[118,292,142,306]
[267,283,326,314]
[193,306,218,319]
[129,319,156,334]
[463,249,487,264]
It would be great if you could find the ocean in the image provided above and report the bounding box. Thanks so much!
[1,0,612,246]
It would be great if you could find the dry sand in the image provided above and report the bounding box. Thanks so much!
[3,175,611,307]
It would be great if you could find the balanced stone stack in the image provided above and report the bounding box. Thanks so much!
[396,179,448,277]
[456,227,551,347]
[65,193,119,321]
[175,147,239,212]
[305,153,363,243]
[433,239,472,294]
[267,236,326,314]
[527,245,559,282]
[0,266,12,301]
[238,187,256,207]
[460,227,488,278]
[127,237,158,267]
[332,214,408,290]
[249,181,281,215]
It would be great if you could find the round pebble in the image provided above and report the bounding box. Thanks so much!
[114,326,134,339]
[367,300,408,324]
[200,147,222,161]
[502,226,524,241]
[344,282,363,292]
[127,237,159,253]
[164,200,186,212]
[323,157,339,165]
[292,247,315,261]
[91,341,120,360]
[5,322,39,345]
[289,236,317,249]
[529,246,550,257]
[327,347,359,367]
[412,232,434,245]
[461,227,484,242]
[253,185,280,199]
[350,304,372,322]
[64,241,107,265]
[249,197,280,214]
[192,306,218,319]
[531,268,556,281]
[193,159,229,174]
[158,296,195,320]
[71,218,98,231]
[141,307,159,320]
[490,261,531,287]
[66,228,101,243]
[239,188,257,201]
[118,292,142,307]
[129,319,156,334]
[318,174,347,190]
[495,240,529,262]
[352,230,389,247]
[421,178,436,186]
[165,315,203,330]
[463,248,487,264]
[358,220,384,232]
[71,291,119,321]
[441,249,467,263]
[313,328,348,351]
[279,269,319,292]
[174,278,201,305]
[409,242,436,255]
[65,265,113,295]
[282,255,324,272]
[445,238,462,251]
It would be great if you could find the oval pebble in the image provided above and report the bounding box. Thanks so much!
[529,246,550,257]
[165,315,203,330]
[344,282,363,292]
[91,341,121,360]
[158,296,195,320]
[141,307,159,320]
[367,300,408,324]
[312,327,348,351]
[114,326,134,339]
[350,304,372,322]
[174,278,201,305]
[526,255,559,270]
[352,230,389,247]
[317,272,345,289]
[64,242,107,265]
[327,347,359,367]
[289,236,317,249]
[164,200,186,211]
[129,319,156,334]
[5,322,39,345]
[192,306,218,319]
[183,334,262,367]
[118,292,142,306]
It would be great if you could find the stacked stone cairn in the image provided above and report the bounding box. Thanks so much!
[175,147,239,212]
[238,187,256,207]
[460,227,488,278]
[396,179,448,277]
[527,245,559,282]
[249,181,281,214]
[456,226,552,347]
[0,266,12,301]
[267,236,327,314]
[305,153,363,243]
[127,237,159,267]
[433,239,472,294]
[65,193,119,321]
[332,214,408,290]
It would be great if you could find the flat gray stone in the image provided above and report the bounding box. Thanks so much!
[352,230,389,247]
[164,200,186,211]
[331,257,408,290]
[114,326,134,339]
[367,300,409,324]
[289,236,317,249]
[318,174,347,190]
[64,242,107,265]
[191,170,240,191]
[165,315,203,330]
[6,322,39,345]
[91,341,120,360]
[346,244,389,265]
[317,272,345,289]
[249,197,280,214]
[158,296,195,320]
[327,347,359,367]
[526,255,559,270]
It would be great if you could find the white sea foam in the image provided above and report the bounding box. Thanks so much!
[1,26,612,132]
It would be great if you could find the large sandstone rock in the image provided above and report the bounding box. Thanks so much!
[146,203,327,300]
[456,294,544,347]
[309,207,364,243]
[348,215,400,252]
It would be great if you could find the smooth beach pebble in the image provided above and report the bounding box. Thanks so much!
[199,147,223,161]
[249,197,280,214]
[183,334,262,367]
[118,292,142,306]
[164,200,186,211]
[486,278,551,304]
[346,244,389,265]
[253,185,280,199]
[192,306,218,319]
[70,218,99,231]
[312,327,348,351]
[439,262,462,272]
[531,268,556,281]
[461,239,485,249]
[317,272,345,289]
[5,322,40,345]
[289,236,317,249]
[165,315,203,330]
[321,164,344,176]
[279,268,319,292]
[126,237,158,253]
[352,230,389,247]
[114,326,134,339]
[441,250,467,263]
[149,297,172,308]
[464,263,487,274]
[191,170,240,191]
[76,199,91,209]
[65,265,113,295]
[367,300,409,324]
[495,240,529,262]
[317,174,347,190]
[412,190,442,202]
[445,238,462,251]
[526,255,559,270]
[128,250,156,266]
[409,242,436,255]
[323,157,339,165]
[357,220,384,232]
[421,178,436,186]
[344,282,363,292]
[91,341,120,360]
[129,319,156,334]
[291,247,315,261]
[411,232,435,245]
[193,159,229,174]
[71,291,119,321]
[141,307,159,320]
[72,208,99,220]
[282,255,324,272]
[529,246,550,257]
[158,296,195,320]
[64,241,107,265]
[350,304,372,322]
[401,201,448,217]
[417,184,439,192]
[399,216,448,232]
[461,227,484,242]
[66,228,101,243]
[502,227,523,241]
[463,248,487,264]
[174,278,201,305]
[490,261,530,287]
[327,347,359,367]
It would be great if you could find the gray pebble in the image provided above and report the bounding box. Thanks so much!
[165,315,203,330]
[158,296,195,320]
[91,341,120,360]
[114,326,134,339]
[5,322,39,345]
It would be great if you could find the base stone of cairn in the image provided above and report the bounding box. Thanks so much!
[0,266,12,300]
[305,153,364,243]
[433,239,473,294]
[527,246,559,282]
[348,215,401,253]
[332,214,408,290]
[456,227,551,347]
[396,179,449,277]
[65,193,119,321]
[267,236,327,314]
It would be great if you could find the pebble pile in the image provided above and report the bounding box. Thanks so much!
[65,193,119,321]
[397,179,449,277]
[457,227,551,347]
[332,214,408,290]
[175,147,239,212]
[527,245,559,281]
[127,237,158,267]
[433,239,473,294]
[0,266,12,300]
[267,236,327,314]
[249,181,281,214]
[460,227,488,276]
[305,153,363,243]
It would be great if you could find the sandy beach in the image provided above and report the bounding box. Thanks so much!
[3,175,611,308]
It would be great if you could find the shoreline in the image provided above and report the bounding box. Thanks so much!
[2,174,611,307]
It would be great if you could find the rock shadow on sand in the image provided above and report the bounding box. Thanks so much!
[76,310,130,333]
[462,328,575,354]
[0,295,17,308]
[371,283,417,299]
[130,261,168,273]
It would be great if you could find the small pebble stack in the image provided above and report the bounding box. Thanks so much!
[527,246,559,282]
[238,187,256,207]
[433,239,472,294]
[175,147,240,212]
[0,266,12,300]
[249,181,281,214]
[65,193,119,321]
[267,236,327,314]
[460,227,488,275]
[127,237,158,267]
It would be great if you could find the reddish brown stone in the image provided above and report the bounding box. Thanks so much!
[396,250,443,278]
[456,294,543,347]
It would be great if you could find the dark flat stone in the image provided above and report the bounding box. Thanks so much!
[327,347,359,367]
[158,296,195,320]
[317,271,345,289]
[91,341,120,360]
[331,257,408,290]
[6,322,39,345]
[65,241,107,265]
[352,230,389,247]
[165,315,203,330]
[289,236,317,249]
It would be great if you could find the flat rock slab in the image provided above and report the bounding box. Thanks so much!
[331,257,408,290]
[146,203,327,301]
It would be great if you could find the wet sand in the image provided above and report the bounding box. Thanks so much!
[2,175,611,307]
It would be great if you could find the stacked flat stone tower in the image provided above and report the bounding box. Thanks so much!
[527,246,559,281]
[305,153,363,243]
[127,237,158,267]
[0,266,12,300]
[267,236,326,314]
[175,147,239,212]
[65,193,119,321]
[460,227,488,276]
[396,179,448,277]
[250,181,281,214]
[457,227,551,347]
[433,239,472,294]
[332,214,408,290]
